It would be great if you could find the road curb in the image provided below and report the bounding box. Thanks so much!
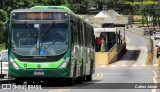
[0,79,15,84]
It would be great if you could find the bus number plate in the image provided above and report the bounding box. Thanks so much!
[34,71,44,75]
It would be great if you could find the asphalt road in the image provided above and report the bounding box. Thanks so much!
[124,28,149,46]
[0,28,159,92]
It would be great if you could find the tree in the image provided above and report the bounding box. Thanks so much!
[68,0,91,14]
[0,9,7,44]
[0,21,4,44]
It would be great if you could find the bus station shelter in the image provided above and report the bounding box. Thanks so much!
[95,23,126,66]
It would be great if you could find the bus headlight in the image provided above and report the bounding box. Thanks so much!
[60,57,70,68]
[10,58,19,69]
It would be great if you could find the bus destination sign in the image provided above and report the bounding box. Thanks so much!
[12,12,67,20]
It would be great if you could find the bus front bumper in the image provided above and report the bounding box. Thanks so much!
[9,67,71,78]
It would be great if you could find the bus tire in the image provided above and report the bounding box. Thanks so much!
[76,76,83,84]
[76,66,83,84]
[86,59,93,82]
[86,75,92,81]
[67,77,74,86]
[67,66,76,85]
[15,78,23,85]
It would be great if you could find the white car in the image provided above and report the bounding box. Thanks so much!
[0,50,8,76]
[0,53,1,61]
[154,32,160,40]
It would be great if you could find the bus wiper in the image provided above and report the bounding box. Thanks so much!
[25,22,39,49]
[24,22,37,38]
[41,21,55,38]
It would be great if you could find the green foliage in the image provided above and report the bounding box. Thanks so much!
[69,1,89,14]
[0,9,7,22]
[92,0,160,15]
[0,21,4,44]
[0,9,7,44]
[0,43,5,52]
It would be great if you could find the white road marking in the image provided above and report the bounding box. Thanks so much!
[103,63,158,68]
[142,64,146,66]
[48,89,70,92]
[132,64,138,67]
[93,73,100,80]
[101,65,106,67]
[99,73,104,80]
[93,73,104,80]
[152,71,157,92]
[122,65,127,67]
[111,65,116,67]
[153,64,158,66]
[102,73,153,74]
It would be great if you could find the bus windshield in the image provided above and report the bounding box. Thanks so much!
[11,22,68,56]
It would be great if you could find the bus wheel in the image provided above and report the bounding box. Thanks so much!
[86,75,92,81]
[15,78,23,85]
[76,76,83,84]
[76,66,83,84]
[67,67,76,85]
[67,77,75,86]
[86,60,93,81]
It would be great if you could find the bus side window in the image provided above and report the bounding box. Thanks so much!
[77,20,81,45]
[74,23,79,45]
[86,24,90,47]
[71,20,78,44]
[83,23,87,46]
[80,21,83,46]
[92,29,95,48]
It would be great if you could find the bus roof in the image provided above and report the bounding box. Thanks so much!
[30,6,84,20]
[11,9,68,13]
[31,6,73,12]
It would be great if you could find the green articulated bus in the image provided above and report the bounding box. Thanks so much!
[8,6,95,85]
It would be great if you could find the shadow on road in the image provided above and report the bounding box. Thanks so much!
[41,79,102,88]
[118,50,140,61]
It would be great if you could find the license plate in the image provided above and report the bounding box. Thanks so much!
[34,71,44,75]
